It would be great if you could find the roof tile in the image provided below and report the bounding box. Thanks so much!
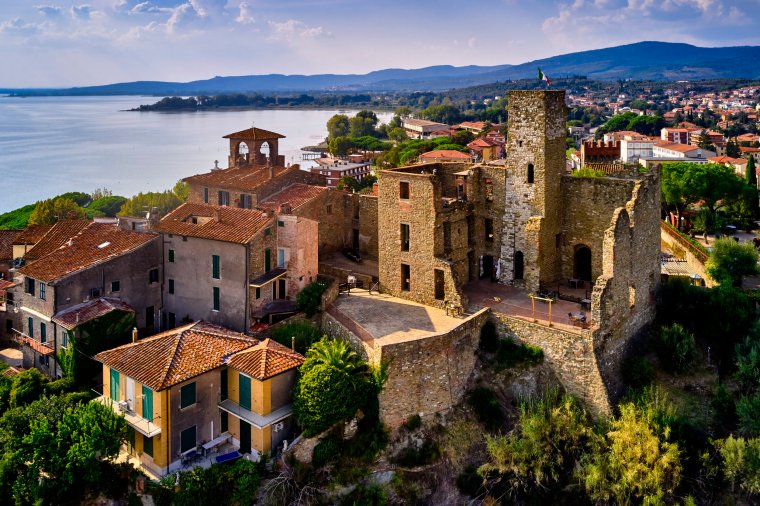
[24,219,91,261]
[154,203,272,244]
[226,338,304,380]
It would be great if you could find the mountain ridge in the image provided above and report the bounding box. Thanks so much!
[4,41,760,96]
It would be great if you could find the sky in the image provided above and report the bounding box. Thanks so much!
[1,0,759,88]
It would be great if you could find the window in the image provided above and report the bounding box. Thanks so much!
[239,373,251,410]
[143,435,153,457]
[264,249,271,272]
[218,191,230,206]
[400,223,410,251]
[213,287,220,311]
[61,331,68,348]
[220,411,228,432]
[399,181,410,199]
[148,268,159,284]
[168,312,176,329]
[434,269,445,300]
[240,194,252,209]
[27,317,33,338]
[180,426,196,453]
[168,249,175,263]
[40,322,46,343]
[180,382,196,409]
[39,282,46,301]
[277,220,285,227]
[264,227,271,236]
[25,277,35,296]
[277,248,286,268]
[168,279,175,294]
[484,179,494,202]
[255,287,260,299]
[142,385,154,422]
[326,204,332,215]
[203,187,209,204]
[485,218,494,242]
[212,255,220,279]
[146,306,154,330]
[111,280,120,292]
[401,264,410,291]
[527,163,535,184]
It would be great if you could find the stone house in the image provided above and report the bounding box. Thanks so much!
[94,321,304,477]
[155,202,318,332]
[11,223,162,378]
[0,230,21,340]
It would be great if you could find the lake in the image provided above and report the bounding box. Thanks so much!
[0,95,392,213]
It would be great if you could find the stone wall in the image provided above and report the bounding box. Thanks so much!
[659,223,715,287]
[358,194,379,259]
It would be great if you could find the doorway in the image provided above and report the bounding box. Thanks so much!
[481,255,494,280]
[239,420,251,454]
[514,251,524,281]
[574,246,592,281]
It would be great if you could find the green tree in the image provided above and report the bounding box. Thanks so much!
[714,435,760,496]
[682,163,745,216]
[87,196,127,217]
[698,130,716,151]
[328,136,354,157]
[295,280,327,317]
[326,114,350,140]
[117,190,183,218]
[706,238,760,287]
[420,104,461,125]
[727,138,742,158]
[349,110,379,138]
[746,156,758,218]
[387,127,408,142]
[578,402,682,505]
[655,323,698,373]
[172,180,189,202]
[10,369,48,408]
[28,197,86,225]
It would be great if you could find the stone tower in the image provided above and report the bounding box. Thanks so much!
[500,90,567,292]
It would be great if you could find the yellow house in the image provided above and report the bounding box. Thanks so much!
[94,321,303,476]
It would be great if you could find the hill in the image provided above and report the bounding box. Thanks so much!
[5,41,760,96]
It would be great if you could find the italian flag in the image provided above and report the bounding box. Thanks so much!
[538,68,551,88]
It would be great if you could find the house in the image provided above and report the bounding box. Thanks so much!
[418,150,472,163]
[581,140,620,165]
[155,202,318,331]
[11,224,52,261]
[741,146,760,162]
[11,223,162,378]
[688,129,725,148]
[620,135,655,163]
[309,158,373,188]
[457,121,489,134]
[94,321,304,477]
[401,119,450,139]
[708,156,748,177]
[467,138,502,161]
[652,141,715,159]
[737,133,760,145]
[660,127,693,144]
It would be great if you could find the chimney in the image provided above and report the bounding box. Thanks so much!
[291,336,295,352]
[132,327,138,343]
[213,209,221,223]
[279,203,292,215]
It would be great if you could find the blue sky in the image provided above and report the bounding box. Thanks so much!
[1,0,759,87]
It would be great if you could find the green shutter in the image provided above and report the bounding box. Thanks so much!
[213,287,220,311]
[110,369,120,401]
[142,386,153,422]
[212,255,220,279]
[180,382,196,408]
[27,317,33,338]
[40,322,46,343]
[239,373,251,410]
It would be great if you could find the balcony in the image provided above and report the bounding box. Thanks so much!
[218,398,293,430]
[96,395,162,437]
[12,329,55,356]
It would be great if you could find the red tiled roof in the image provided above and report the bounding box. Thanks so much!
[0,279,16,291]
[468,138,499,148]
[741,147,760,153]
[223,126,285,140]
[13,224,53,245]
[154,203,272,244]
[24,219,90,262]
[52,298,135,330]
[0,230,21,261]
[1,367,22,378]
[258,183,327,212]
[94,321,258,391]
[226,338,304,380]
[709,156,745,165]
[18,223,157,283]
[419,150,471,160]
[183,165,292,192]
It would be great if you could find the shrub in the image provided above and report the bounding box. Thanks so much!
[493,338,543,370]
[392,438,440,467]
[312,436,341,468]
[296,281,327,317]
[712,383,736,425]
[270,320,322,354]
[479,320,499,353]
[738,391,760,436]
[621,356,654,390]
[456,464,484,497]
[714,435,760,496]
[572,167,607,178]
[9,369,48,407]
[402,414,422,432]
[340,483,388,506]
[655,323,697,373]
[467,386,505,431]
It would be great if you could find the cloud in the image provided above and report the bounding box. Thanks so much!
[268,19,331,40]
[235,2,255,25]
[467,37,477,49]
[35,5,63,18]
[0,18,45,37]
[70,5,93,20]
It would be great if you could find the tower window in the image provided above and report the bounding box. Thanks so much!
[527,164,534,184]
[399,181,410,200]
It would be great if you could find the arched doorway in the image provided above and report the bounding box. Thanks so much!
[574,246,592,281]
[514,251,524,280]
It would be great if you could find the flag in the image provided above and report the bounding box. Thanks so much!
[538,68,551,88]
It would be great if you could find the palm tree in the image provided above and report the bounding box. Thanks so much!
[304,338,370,380]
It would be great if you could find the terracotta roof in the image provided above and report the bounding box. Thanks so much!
[458,121,488,130]
[183,165,291,192]
[24,219,91,261]
[0,279,16,291]
[709,156,745,165]
[223,126,285,140]
[17,223,157,283]
[155,203,272,244]
[52,298,135,330]
[741,147,760,153]
[1,366,22,378]
[13,224,53,245]
[419,150,471,160]
[0,230,21,261]
[94,321,258,391]
[258,184,327,212]
[226,338,304,380]
[737,133,760,142]
[468,138,499,148]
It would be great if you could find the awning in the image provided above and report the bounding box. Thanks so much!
[249,268,287,288]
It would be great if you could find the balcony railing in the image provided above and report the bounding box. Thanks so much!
[96,395,162,437]
[218,398,293,430]
[12,329,55,356]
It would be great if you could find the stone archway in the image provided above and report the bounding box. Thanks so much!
[237,141,250,164]
[259,141,271,164]
[574,245,592,281]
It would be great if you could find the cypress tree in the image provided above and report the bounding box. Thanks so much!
[746,155,758,218]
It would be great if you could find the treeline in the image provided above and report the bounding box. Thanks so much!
[133,93,393,111]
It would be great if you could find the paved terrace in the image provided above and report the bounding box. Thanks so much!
[463,279,591,335]
[327,289,474,349]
